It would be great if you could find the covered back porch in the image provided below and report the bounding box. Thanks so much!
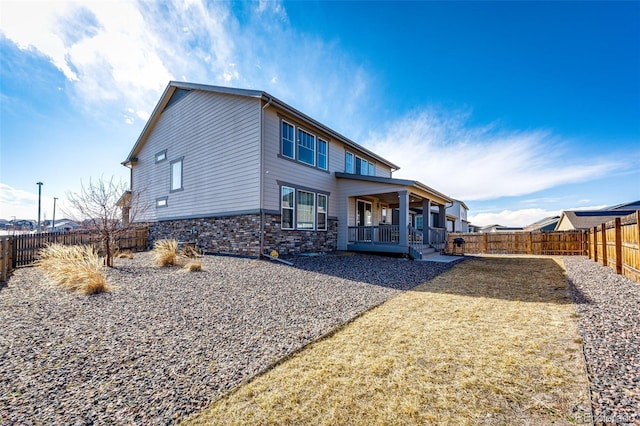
[336,173,451,259]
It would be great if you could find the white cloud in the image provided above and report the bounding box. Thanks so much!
[0,0,371,132]
[468,204,609,227]
[0,183,60,220]
[469,208,559,228]
[366,109,622,201]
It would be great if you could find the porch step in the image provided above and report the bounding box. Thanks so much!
[409,246,438,260]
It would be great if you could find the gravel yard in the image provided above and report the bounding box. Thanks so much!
[0,252,453,425]
[564,256,640,425]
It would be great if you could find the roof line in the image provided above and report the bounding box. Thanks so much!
[124,81,400,170]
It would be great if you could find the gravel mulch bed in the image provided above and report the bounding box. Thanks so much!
[563,256,640,425]
[0,252,455,425]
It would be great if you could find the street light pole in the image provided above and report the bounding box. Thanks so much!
[36,181,43,233]
[52,197,58,232]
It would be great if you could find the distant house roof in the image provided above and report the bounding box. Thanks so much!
[555,210,636,230]
[478,224,524,233]
[523,216,560,232]
[124,81,400,171]
[603,200,640,211]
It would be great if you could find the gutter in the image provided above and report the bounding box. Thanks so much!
[259,96,273,257]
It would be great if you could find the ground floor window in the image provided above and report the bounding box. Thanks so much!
[297,190,315,229]
[280,185,328,231]
[281,187,295,230]
[317,194,327,230]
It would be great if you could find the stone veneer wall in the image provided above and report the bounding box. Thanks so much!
[148,213,338,257]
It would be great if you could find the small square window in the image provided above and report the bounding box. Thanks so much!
[156,197,168,208]
[155,150,167,163]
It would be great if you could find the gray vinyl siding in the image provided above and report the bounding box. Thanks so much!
[262,108,339,217]
[261,107,394,217]
[133,90,261,221]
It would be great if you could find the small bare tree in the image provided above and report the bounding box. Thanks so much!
[65,176,147,267]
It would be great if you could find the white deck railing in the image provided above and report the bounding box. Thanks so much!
[347,225,400,244]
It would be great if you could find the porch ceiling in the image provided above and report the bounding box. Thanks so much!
[336,172,451,206]
[354,191,448,208]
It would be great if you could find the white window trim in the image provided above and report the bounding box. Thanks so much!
[170,158,183,192]
[345,151,354,173]
[280,118,330,171]
[296,189,316,230]
[297,127,316,167]
[281,186,295,230]
[317,193,328,231]
[281,120,295,159]
[280,184,329,231]
[317,138,328,170]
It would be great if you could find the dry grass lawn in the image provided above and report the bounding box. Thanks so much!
[186,256,590,425]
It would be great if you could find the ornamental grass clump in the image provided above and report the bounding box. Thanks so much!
[183,260,203,272]
[37,244,109,295]
[115,250,134,259]
[153,239,179,267]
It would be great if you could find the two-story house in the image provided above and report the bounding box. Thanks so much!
[123,82,455,259]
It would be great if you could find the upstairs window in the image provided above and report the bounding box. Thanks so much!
[282,121,295,159]
[317,139,328,170]
[171,158,183,192]
[351,155,375,176]
[155,150,167,163]
[297,128,315,166]
[355,157,367,175]
[280,119,327,170]
[345,151,354,173]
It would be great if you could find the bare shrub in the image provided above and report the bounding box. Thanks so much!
[37,244,109,295]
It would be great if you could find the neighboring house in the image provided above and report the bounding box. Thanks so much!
[468,224,482,233]
[555,209,636,231]
[50,219,82,232]
[445,200,470,233]
[123,81,458,258]
[478,224,524,233]
[523,216,560,232]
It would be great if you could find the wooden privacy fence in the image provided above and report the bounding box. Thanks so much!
[447,230,588,256]
[588,211,640,284]
[0,226,149,281]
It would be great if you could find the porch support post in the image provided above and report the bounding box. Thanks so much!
[439,204,446,228]
[398,190,409,249]
[422,198,431,244]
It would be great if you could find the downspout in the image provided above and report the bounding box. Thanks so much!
[260,96,272,257]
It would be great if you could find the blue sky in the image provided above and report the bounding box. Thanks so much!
[1,0,638,226]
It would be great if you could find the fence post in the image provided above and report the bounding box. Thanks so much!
[1,239,6,282]
[593,226,598,262]
[482,233,488,254]
[636,211,640,279]
[600,223,607,266]
[614,217,622,274]
[527,232,533,255]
